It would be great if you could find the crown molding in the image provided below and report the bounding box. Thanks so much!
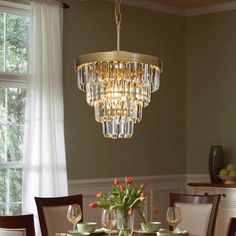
[106,0,236,17]
[107,0,185,16]
[185,1,236,16]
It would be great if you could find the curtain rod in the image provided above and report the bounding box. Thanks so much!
[1,0,70,9]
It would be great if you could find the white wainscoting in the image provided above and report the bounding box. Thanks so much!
[185,174,210,193]
[68,174,209,228]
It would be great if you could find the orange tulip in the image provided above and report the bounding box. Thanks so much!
[96,192,103,198]
[140,183,146,189]
[128,209,133,215]
[125,176,134,184]
[114,178,120,185]
[120,185,126,191]
[140,196,145,202]
[141,192,147,197]
[89,202,97,208]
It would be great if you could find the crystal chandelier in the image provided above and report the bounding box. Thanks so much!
[75,0,163,139]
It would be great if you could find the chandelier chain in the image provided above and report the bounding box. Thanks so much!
[115,0,121,50]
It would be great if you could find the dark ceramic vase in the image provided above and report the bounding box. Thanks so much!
[209,145,224,184]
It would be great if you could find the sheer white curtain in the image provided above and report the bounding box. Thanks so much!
[22,0,68,234]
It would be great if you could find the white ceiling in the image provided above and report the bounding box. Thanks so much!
[147,0,236,9]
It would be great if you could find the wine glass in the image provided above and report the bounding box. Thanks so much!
[166,207,182,232]
[101,209,117,235]
[67,204,82,232]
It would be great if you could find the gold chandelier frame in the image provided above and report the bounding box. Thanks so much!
[75,51,163,70]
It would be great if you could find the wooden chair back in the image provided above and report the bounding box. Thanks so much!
[0,214,35,236]
[35,194,83,236]
[226,217,236,236]
[169,193,221,236]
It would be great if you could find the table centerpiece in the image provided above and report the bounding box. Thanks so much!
[89,177,147,236]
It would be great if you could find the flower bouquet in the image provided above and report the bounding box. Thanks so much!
[89,177,147,236]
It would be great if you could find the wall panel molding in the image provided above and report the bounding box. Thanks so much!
[185,174,210,183]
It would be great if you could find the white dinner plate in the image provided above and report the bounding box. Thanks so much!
[93,228,118,234]
[67,231,90,236]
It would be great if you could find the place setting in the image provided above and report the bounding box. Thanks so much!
[133,206,189,236]
[66,204,117,236]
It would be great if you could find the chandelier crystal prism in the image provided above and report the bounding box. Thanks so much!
[75,0,163,139]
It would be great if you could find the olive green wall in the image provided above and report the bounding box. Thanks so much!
[63,0,186,180]
[186,10,236,173]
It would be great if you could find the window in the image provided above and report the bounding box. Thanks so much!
[0,1,29,215]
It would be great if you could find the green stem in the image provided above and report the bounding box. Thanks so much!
[121,211,128,228]
[137,208,146,224]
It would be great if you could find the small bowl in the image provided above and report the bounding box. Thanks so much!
[141,222,161,232]
[77,222,97,233]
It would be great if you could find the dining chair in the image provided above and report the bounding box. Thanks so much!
[226,217,236,236]
[35,194,83,236]
[0,214,35,236]
[169,193,221,236]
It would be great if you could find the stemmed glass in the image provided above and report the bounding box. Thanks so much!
[67,204,82,232]
[166,207,182,232]
[101,209,117,235]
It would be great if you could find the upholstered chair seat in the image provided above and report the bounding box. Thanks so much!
[35,194,83,236]
[169,193,221,236]
[43,205,73,234]
[175,202,213,235]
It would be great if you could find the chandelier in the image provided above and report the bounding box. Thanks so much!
[75,0,163,139]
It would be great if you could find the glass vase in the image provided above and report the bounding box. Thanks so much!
[117,211,134,236]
